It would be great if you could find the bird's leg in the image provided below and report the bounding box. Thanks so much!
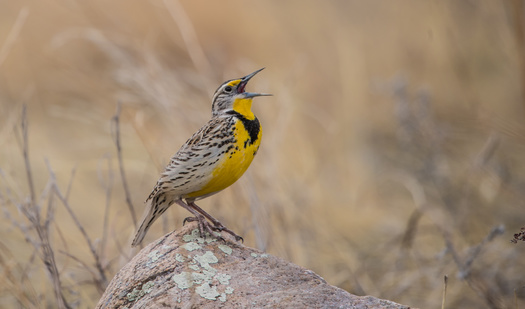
[175,200,215,239]
[187,201,244,242]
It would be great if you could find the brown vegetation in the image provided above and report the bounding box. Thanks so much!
[0,1,524,308]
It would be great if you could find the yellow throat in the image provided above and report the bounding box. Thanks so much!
[232,97,255,120]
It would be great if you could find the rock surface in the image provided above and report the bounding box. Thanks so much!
[97,223,414,308]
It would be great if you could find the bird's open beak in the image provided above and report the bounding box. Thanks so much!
[238,68,272,98]
[241,68,265,84]
[242,92,272,98]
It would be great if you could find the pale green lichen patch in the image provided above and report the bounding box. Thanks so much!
[182,242,201,251]
[146,250,164,268]
[260,253,269,258]
[175,253,185,262]
[202,268,217,278]
[191,272,208,285]
[173,272,193,289]
[219,286,235,302]
[126,289,139,301]
[173,234,234,302]
[187,258,199,271]
[194,251,218,270]
[215,273,231,285]
[182,229,220,244]
[196,283,220,300]
[148,250,160,262]
[126,281,155,302]
[204,232,221,244]
[218,244,232,255]
[143,281,155,293]
[189,264,200,271]
[182,229,202,243]
[251,253,258,258]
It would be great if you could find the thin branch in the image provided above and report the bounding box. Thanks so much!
[43,179,56,238]
[17,109,71,309]
[98,154,114,260]
[441,275,448,309]
[64,165,77,201]
[45,159,108,291]
[21,105,36,208]
[58,250,105,294]
[443,226,505,308]
[111,101,137,227]
[0,241,40,309]
[51,167,77,273]
[461,225,505,278]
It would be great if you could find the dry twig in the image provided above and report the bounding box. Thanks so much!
[45,160,108,292]
[13,106,71,309]
[111,101,137,227]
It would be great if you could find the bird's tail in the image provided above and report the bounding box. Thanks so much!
[131,193,172,247]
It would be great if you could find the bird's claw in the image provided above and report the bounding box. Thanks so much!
[183,216,198,225]
[181,217,243,242]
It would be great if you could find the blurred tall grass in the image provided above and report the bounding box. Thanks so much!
[1,1,525,308]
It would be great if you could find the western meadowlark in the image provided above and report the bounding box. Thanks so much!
[132,68,270,247]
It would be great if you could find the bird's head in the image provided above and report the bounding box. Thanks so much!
[211,68,271,119]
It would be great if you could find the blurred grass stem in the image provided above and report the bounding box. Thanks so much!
[112,101,137,227]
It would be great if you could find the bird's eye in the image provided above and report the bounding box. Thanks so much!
[224,86,233,93]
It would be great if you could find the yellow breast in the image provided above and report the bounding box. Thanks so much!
[185,117,262,198]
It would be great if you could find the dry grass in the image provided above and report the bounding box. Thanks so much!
[1,1,525,308]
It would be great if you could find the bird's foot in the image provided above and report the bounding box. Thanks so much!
[209,222,244,242]
[183,216,197,226]
[182,216,221,240]
[183,217,243,242]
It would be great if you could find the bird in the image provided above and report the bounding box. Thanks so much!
[132,68,270,247]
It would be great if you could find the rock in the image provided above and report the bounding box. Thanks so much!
[97,223,414,309]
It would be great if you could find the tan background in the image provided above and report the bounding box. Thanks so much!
[1,1,524,308]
